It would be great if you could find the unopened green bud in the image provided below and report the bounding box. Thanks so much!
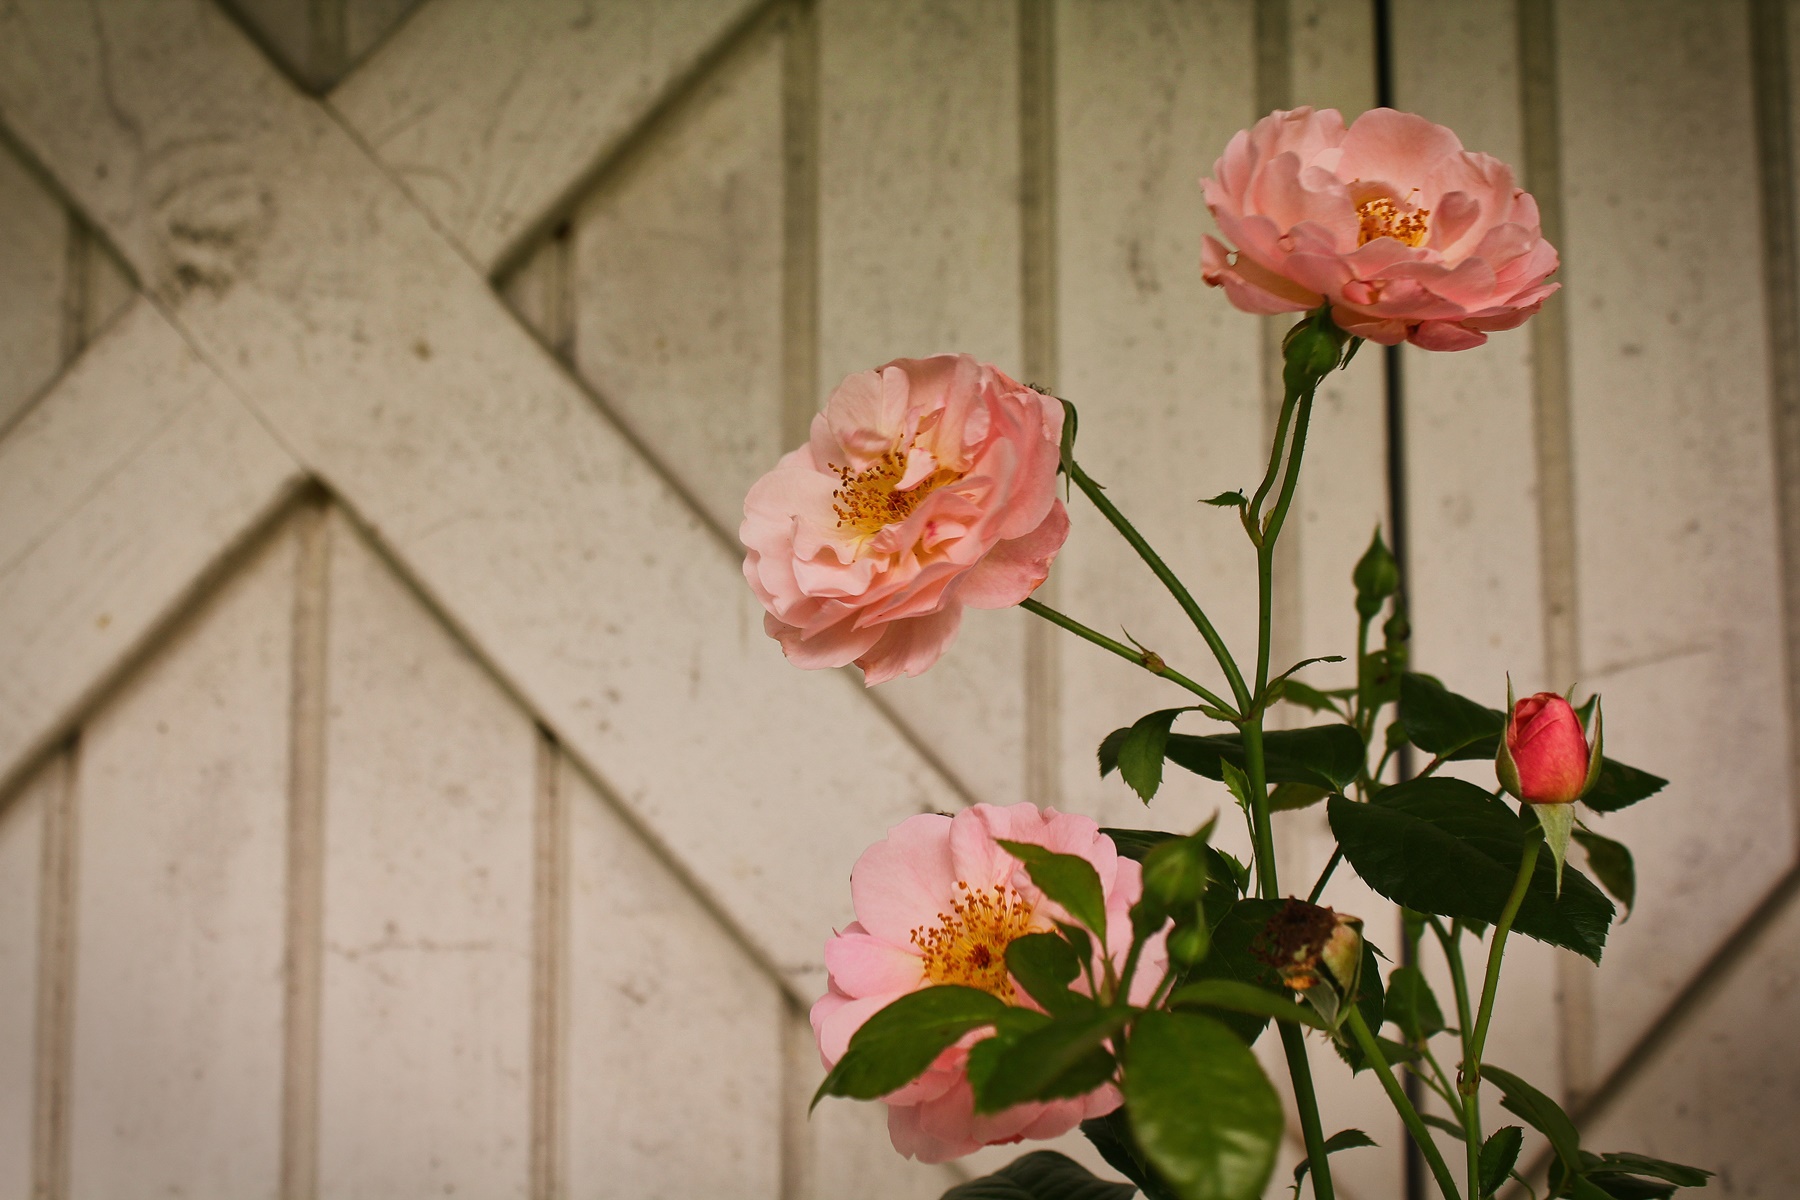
[1142,836,1210,910]
[1354,529,1400,619]
[1167,913,1211,968]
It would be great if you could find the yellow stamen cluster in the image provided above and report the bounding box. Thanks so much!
[1357,196,1431,248]
[911,881,1036,1000]
[830,449,959,536]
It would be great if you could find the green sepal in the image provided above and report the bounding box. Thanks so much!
[1533,801,1575,897]
[1495,674,1522,800]
[1581,696,1605,798]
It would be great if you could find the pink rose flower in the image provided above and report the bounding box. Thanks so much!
[1502,692,1591,805]
[811,804,1164,1163]
[1200,106,1559,350]
[741,355,1069,685]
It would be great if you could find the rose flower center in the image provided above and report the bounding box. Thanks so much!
[910,881,1037,1000]
[1356,196,1431,248]
[831,447,960,536]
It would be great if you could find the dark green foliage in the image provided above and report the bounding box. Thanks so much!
[940,1151,1138,1200]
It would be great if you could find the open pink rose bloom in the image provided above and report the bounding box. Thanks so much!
[812,804,1164,1162]
[1201,106,1559,350]
[741,355,1069,685]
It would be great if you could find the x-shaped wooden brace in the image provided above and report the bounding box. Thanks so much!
[0,0,956,994]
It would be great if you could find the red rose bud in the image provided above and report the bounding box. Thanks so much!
[1497,690,1598,805]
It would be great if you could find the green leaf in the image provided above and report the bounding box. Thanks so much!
[1101,829,1245,916]
[1292,1129,1378,1196]
[1422,1114,1468,1142]
[1480,1126,1524,1197]
[1268,783,1330,811]
[941,1150,1138,1200]
[1204,490,1248,508]
[1581,757,1669,813]
[1162,724,1366,792]
[1124,1011,1285,1200]
[1100,826,1172,861]
[1269,656,1347,690]
[1572,827,1637,916]
[1398,673,1505,760]
[1174,899,1285,1044]
[1097,727,1130,778]
[1082,1112,1183,1200]
[1384,965,1445,1042]
[813,986,1008,1109]
[1327,778,1616,962]
[1219,759,1254,815]
[1277,680,1343,715]
[1168,979,1325,1029]
[1585,1152,1713,1188]
[1118,709,1193,803]
[1006,933,1089,1017]
[1483,1064,1582,1176]
[999,840,1109,945]
[972,1008,1129,1113]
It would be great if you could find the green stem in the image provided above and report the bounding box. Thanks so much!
[1018,598,1236,714]
[1306,846,1343,905]
[1418,1042,1465,1120]
[1431,918,1481,1200]
[1345,1008,1464,1200]
[1254,390,1317,697]
[1066,460,1252,710]
[1278,1022,1336,1200]
[1464,838,1541,1093]
[1247,387,1300,528]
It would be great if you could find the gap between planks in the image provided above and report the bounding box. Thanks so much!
[31,742,77,1200]
[531,728,569,1200]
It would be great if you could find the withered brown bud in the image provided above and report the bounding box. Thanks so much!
[1253,899,1364,993]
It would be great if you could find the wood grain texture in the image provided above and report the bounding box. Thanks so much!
[0,139,67,432]
[568,14,785,535]
[330,0,762,269]
[1387,0,1565,1157]
[1555,0,1795,1083]
[0,760,48,1200]
[64,520,294,1199]
[0,0,954,993]
[563,757,783,1199]
[317,514,536,1198]
[0,302,304,794]
[815,0,1031,809]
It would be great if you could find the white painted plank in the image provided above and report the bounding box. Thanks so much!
[317,513,536,1198]
[65,519,295,1199]
[569,15,785,534]
[330,0,760,269]
[0,758,49,1200]
[563,759,783,1199]
[1581,881,1800,1195]
[815,0,1030,809]
[1556,0,1794,1080]
[0,0,953,991]
[0,305,304,791]
[1388,0,1566,1153]
[1053,0,1262,843]
[0,138,68,431]
[801,1033,965,1200]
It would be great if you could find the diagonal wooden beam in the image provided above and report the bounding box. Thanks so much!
[0,0,953,991]
[328,0,770,274]
[0,300,307,794]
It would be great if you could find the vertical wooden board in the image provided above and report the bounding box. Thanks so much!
[0,139,67,431]
[330,0,760,268]
[0,760,47,1200]
[1580,882,1800,1196]
[570,17,784,535]
[1052,0,1263,843]
[1556,0,1795,1079]
[64,519,295,1199]
[318,513,537,1198]
[816,0,1030,809]
[1387,0,1565,1127]
[563,760,783,1198]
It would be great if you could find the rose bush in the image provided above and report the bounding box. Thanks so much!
[811,804,1163,1162]
[1199,106,1559,350]
[741,355,1069,685]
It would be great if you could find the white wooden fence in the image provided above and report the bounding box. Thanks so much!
[0,1,1794,1196]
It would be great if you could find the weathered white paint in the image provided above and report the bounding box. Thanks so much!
[0,759,47,1200]
[330,0,761,270]
[0,303,304,793]
[0,140,66,431]
[317,514,537,1197]
[1557,0,1794,1083]
[815,0,1031,810]
[65,522,294,1199]
[568,13,786,535]
[563,756,784,1198]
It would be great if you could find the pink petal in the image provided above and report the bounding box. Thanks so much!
[851,812,957,946]
[855,606,964,685]
[1337,108,1465,190]
[956,501,1070,609]
[825,929,926,997]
